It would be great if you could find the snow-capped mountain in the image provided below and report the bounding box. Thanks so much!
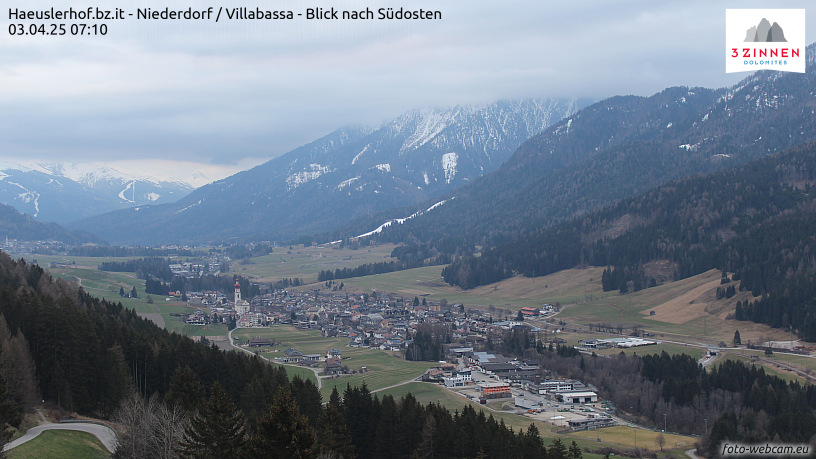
[0,161,196,223]
[71,98,588,244]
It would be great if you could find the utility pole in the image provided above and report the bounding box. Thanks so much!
[664,412,667,432]
[704,418,708,436]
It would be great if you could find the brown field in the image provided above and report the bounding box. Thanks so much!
[640,272,721,324]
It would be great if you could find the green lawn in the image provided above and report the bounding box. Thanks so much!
[337,265,612,310]
[227,244,399,283]
[6,430,110,459]
[565,425,695,455]
[232,325,435,398]
[43,262,219,337]
[713,350,816,385]
[593,343,705,360]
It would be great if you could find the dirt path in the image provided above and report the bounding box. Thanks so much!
[371,377,421,393]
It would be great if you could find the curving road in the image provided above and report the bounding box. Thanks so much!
[228,327,324,389]
[3,422,117,454]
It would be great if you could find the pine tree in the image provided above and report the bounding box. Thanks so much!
[177,382,245,458]
[166,366,205,413]
[568,440,583,459]
[244,386,315,459]
[733,330,742,346]
[549,438,568,459]
[0,369,21,451]
[130,286,138,298]
[317,403,355,458]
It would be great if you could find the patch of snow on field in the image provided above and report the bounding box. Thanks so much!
[175,200,202,214]
[355,199,450,239]
[442,153,458,183]
[118,181,135,203]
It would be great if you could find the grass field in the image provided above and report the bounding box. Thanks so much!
[337,265,612,311]
[6,430,110,459]
[227,244,399,283]
[715,354,804,383]
[37,258,220,337]
[565,425,695,455]
[712,349,816,385]
[556,269,793,345]
[232,325,435,398]
[592,342,705,360]
[277,364,320,385]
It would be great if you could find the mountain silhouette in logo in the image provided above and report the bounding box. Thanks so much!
[744,18,787,42]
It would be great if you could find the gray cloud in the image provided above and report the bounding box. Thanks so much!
[2,0,813,167]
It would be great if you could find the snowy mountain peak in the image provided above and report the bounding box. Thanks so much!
[0,160,196,223]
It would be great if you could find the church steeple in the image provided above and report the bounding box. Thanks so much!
[234,280,241,304]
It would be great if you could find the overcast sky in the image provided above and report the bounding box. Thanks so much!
[1,0,813,180]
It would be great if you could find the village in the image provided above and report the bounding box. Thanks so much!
[171,263,664,433]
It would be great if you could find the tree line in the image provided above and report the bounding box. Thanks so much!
[318,244,453,282]
[70,246,202,257]
[100,257,174,281]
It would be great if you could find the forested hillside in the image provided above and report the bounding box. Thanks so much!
[0,202,100,244]
[443,142,816,339]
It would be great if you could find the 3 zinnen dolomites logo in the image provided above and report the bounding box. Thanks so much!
[726,9,806,73]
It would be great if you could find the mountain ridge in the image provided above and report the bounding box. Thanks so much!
[0,160,197,223]
[69,98,588,244]
[337,43,816,248]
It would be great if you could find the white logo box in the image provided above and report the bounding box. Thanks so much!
[726,9,806,73]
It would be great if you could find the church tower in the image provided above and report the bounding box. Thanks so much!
[234,281,241,304]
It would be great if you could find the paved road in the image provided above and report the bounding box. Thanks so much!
[228,328,324,389]
[3,422,117,453]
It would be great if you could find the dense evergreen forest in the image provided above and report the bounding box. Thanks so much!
[443,142,816,339]
[0,252,581,458]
